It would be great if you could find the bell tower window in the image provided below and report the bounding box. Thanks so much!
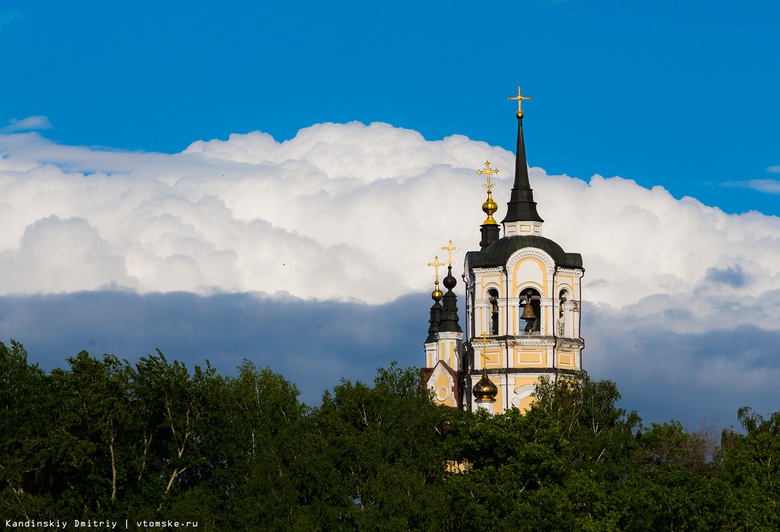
[488,288,499,335]
[519,288,540,333]
[558,290,567,336]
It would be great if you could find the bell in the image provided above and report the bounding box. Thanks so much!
[520,302,537,320]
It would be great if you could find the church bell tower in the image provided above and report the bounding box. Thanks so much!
[423,87,585,413]
[462,87,585,414]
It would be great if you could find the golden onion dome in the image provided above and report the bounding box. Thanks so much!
[482,189,498,225]
[473,369,498,402]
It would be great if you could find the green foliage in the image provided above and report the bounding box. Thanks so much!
[1,340,779,530]
[0,340,49,519]
[716,408,780,529]
[446,374,643,531]
[309,362,453,530]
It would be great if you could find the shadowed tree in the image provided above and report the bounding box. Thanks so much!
[308,363,454,530]
[0,340,49,519]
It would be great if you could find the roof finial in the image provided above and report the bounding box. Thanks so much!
[473,330,498,403]
[441,239,460,266]
[477,161,498,191]
[427,255,444,301]
[477,162,499,225]
[508,86,532,118]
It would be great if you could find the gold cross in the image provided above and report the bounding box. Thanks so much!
[508,86,532,115]
[477,161,499,190]
[480,331,490,363]
[427,255,444,282]
[441,239,460,266]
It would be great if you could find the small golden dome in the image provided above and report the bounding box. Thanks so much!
[431,280,443,301]
[473,369,498,402]
[482,189,498,225]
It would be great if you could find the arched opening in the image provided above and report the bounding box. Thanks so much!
[519,288,541,333]
[487,288,499,335]
[558,289,568,336]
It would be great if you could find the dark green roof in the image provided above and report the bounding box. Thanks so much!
[467,235,582,269]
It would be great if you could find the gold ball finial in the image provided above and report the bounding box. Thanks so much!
[431,280,443,301]
[427,255,445,301]
[477,162,500,225]
[482,189,498,224]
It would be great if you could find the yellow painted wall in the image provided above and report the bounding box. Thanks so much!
[516,348,546,366]
[479,349,501,368]
[492,378,504,412]
[431,370,456,407]
[514,376,539,389]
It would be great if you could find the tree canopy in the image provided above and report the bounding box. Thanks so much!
[1,340,777,530]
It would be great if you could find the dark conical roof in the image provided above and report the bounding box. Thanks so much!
[501,114,544,224]
[425,299,443,343]
[438,266,462,334]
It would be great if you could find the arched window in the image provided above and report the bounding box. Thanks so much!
[487,288,499,335]
[519,288,541,333]
[558,289,568,336]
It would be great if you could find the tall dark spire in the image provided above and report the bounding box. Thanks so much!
[502,88,543,225]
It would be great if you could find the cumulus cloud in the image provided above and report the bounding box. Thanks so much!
[0,215,134,292]
[4,121,778,307]
[0,123,509,301]
[1,121,779,425]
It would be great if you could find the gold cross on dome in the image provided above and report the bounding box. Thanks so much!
[480,331,490,363]
[427,255,444,282]
[477,161,499,190]
[508,86,532,114]
[441,239,460,266]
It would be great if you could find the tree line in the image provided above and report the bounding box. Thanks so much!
[1,339,779,530]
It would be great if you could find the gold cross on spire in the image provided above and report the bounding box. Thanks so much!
[508,86,532,116]
[427,255,444,282]
[477,161,499,190]
[441,239,460,266]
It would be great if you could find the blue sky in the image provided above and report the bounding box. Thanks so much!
[3,0,779,214]
[1,1,779,428]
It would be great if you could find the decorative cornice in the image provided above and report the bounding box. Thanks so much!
[469,368,583,376]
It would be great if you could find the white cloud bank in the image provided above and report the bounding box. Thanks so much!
[1,119,779,424]
[2,120,779,308]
